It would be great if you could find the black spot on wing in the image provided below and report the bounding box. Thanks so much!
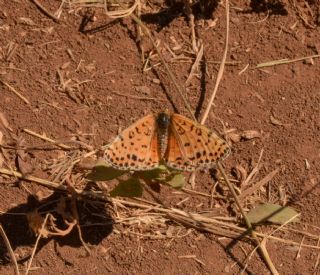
[129,154,136,161]
[195,128,202,136]
[135,126,141,134]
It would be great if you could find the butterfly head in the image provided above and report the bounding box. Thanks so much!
[157,112,170,130]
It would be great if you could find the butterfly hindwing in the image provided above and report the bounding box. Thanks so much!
[104,114,160,170]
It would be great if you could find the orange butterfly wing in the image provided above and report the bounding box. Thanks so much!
[104,114,161,170]
[164,114,230,171]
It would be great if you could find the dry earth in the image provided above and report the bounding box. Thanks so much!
[0,0,320,274]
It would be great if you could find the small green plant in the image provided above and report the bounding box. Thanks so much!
[87,159,186,198]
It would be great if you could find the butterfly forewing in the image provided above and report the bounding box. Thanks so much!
[104,114,161,170]
[165,114,230,171]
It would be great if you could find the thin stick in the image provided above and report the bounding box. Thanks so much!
[256,54,320,68]
[239,168,279,200]
[314,237,320,272]
[0,80,30,105]
[126,11,195,119]
[0,66,26,72]
[23,128,72,150]
[25,214,50,275]
[170,57,240,65]
[0,224,20,275]
[217,162,279,275]
[185,43,203,85]
[112,91,165,101]
[200,0,229,125]
[242,149,264,187]
[189,0,229,187]
[30,0,60,23]
[0,168,65,191]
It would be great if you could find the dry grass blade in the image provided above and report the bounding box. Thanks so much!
[0,80,30,105]
[25,214,50,275]
[111,91,165,101]
[67,179,91,255]
[70,0,139,18]
[23,126,99,168]
[30,0,61,22]
[256,54,320,68]
[0,168,67,191]
[123,7,195,119]
[314,237,320,273]
[0,224,20,275]
[112,198,320,249]
[242,149,264,187]
[217,160,279,274]
[200,1,229,125]
[185,43,203,86]
[73,0,194,118]
[189,0,231,187]
[23,128,72,150]
[0,169,319,252]
[170,57,240,65]
[239,168,280,200]
[0,112,13,132]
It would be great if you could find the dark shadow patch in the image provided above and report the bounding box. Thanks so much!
[0,189,113,266]
[78,8,120,34]
[140,0,220,32]
[195,54,207,120]
[249,0,288,15]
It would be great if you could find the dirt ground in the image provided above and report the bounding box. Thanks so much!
[0,0,320,274]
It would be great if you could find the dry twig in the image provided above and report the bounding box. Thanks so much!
[23,128,72,150]
[0,224,20,275]
[25,214,50,275]
[256,54,320,68]
[30,0,61,23]
[0,80,30,105]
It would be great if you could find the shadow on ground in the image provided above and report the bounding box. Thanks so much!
[0,190,113,265]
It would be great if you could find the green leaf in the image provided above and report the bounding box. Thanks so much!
[247,203,300,225]
[110,178,143,198]
[134,165,168,181]
[87,161,126,181]
[165,173,185,189]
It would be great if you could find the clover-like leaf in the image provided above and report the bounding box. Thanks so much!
[165,173,185,189]
[134,165,168,181]
[110,178,143,198]
[87,160,126,181]
[247,203,300,225]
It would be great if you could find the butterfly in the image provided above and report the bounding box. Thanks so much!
[104,112,230,171]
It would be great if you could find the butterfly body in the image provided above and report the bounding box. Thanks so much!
[104,112,230,171]
[156,112,170,158]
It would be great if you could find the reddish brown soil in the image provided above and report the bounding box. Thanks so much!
[0,0,320,274]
